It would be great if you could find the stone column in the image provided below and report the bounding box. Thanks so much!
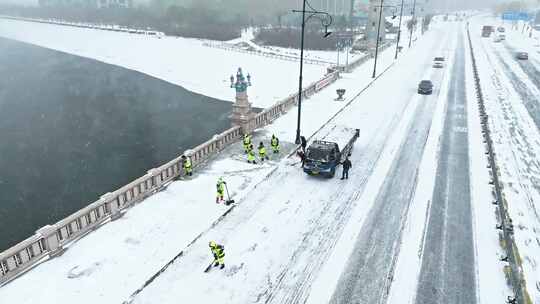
[102,192,122,220]
[229,68,255,134]
[37,225,65,258]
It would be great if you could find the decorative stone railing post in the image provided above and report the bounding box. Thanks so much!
[102,192,121,220]
[230,67,255,134]
[36,225,64,257]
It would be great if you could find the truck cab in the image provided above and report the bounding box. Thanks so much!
[303,141,341,178]
[303,127,360,179]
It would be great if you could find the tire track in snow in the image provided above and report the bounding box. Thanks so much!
[483,40,540,225]
[329,83,438,304]
[415,28,477,304]
[261,117,396,304]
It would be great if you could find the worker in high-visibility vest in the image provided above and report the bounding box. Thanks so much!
[271,135,280,154]
[247,145,256,164]
[243,134,252,154]
[258,142,269,162]
[216,177,226,204]
[181,155,192,176]
[209,241,225,269]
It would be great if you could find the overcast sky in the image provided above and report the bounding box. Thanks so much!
[0,0,532,10]
[0,0,38,5]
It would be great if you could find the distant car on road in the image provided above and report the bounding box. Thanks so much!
[516,52,529,60]
[497,26,506,33]
[493,36,502,43]
[433,57,445,68]
[418,80,434,95]
[482,25,494,37]
[498,34,506,40]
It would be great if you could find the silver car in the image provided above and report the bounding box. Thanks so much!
[516,52,529,60]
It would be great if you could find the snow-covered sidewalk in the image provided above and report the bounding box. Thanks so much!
[0,18,325,108]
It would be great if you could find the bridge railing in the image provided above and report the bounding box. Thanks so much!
[0,126,242,285]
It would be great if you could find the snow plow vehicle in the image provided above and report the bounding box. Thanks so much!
[303,127,360,178]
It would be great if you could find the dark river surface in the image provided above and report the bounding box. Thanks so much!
[0,37,232,251]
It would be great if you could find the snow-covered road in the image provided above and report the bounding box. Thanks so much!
[415,26,477,304]
[329,32,451,304]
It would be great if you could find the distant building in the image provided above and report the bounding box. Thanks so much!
[39,0,133,8]
[97,0,132,8]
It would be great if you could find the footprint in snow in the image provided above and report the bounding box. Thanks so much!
[67,262,103,279]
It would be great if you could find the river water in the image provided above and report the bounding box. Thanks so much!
[0,37,232,251]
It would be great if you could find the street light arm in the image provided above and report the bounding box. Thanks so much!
[292,10,333,27]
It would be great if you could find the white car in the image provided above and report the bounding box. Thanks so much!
[433,61,444,68]
[433,56,445,68]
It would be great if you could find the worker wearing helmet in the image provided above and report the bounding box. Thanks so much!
[271,135,280,154]
[258,142,269,162]
[243,134,252,154]
[209,241,225,269]
[181,155,192,176]
[216,177,226,204]
[247,145,256,164]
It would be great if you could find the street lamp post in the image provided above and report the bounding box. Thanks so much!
[408,0,417,48]
[394,0,405,59]
[371,0,385,78]
[293,1,333,144]
[372,2,399,78]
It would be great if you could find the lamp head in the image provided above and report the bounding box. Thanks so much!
[323,27,332,38]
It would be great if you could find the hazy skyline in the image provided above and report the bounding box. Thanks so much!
[0,0,533,10]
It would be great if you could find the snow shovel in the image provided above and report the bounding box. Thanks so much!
[224,183,235,205]
[204,259,216,273]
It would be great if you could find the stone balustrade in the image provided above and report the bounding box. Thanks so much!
[0,126,242,285]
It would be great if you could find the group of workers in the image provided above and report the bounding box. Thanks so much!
[243,134,280,164]
[179,134,281,179]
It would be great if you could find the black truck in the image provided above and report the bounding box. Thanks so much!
[303,127,360,178]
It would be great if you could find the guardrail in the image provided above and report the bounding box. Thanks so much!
[0,15,164,36]
[466,24,529,304]
[0,126,242,285]
[202,42,334,66]
[253,71,339,129]
[0,20,390,286]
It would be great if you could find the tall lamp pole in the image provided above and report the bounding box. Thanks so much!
[408,0,417,48]
[293,1,333,144]
[372,2,398,78]
[372,0,385,78]
[394,0,405,59]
